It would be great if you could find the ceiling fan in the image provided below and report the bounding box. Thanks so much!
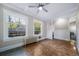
[28,3,49,13]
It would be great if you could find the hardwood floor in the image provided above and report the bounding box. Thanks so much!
[25,39,78,56]
[0,47,30,56]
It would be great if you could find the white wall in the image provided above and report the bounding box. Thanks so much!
[0,6,29,52]
[46,18,70,40]
[42,22,47,37]
[69,25,76,33]
[77,23,79,49]
[28,16,33,37]
[3,8,28,41]
[76,12,79,50]
[0,5,47,52]
[54,29,69,40]
[54,18,70,40]
[0,4,4,43]
[47,24,54,39]
[69,16,76,34]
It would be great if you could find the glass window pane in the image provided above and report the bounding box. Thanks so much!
[34,20,41,35]
[8,15,26,37]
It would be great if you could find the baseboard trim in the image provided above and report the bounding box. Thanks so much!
[0,42,24,52]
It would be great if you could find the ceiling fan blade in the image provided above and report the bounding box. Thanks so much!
[39,3,49,6]
[28,6,38,7]
[44,3,49,6]
[42,7,48,12]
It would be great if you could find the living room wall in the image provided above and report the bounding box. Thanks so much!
[47,18,70,40]
[0,4,47,52]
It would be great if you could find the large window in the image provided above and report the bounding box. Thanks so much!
[8,15,26,37]
[33,19,42,35]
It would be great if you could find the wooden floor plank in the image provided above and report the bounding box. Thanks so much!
[25,39,78,56]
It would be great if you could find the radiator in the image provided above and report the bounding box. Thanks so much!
[26,36,38,44]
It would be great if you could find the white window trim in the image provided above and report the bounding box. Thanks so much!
[3,8,28,41]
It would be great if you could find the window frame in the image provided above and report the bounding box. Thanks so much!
[33,19,43,36]
[8,15,27,37]
[3,8,28,41]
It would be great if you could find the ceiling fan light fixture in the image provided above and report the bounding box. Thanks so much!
[38,6,43,11]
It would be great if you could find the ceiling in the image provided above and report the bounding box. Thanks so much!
[2,3,79,22]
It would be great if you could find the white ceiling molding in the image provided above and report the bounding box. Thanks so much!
[2,3,79,23]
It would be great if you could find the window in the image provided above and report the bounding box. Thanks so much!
[8,15,26,37]
[33,19,42,35]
